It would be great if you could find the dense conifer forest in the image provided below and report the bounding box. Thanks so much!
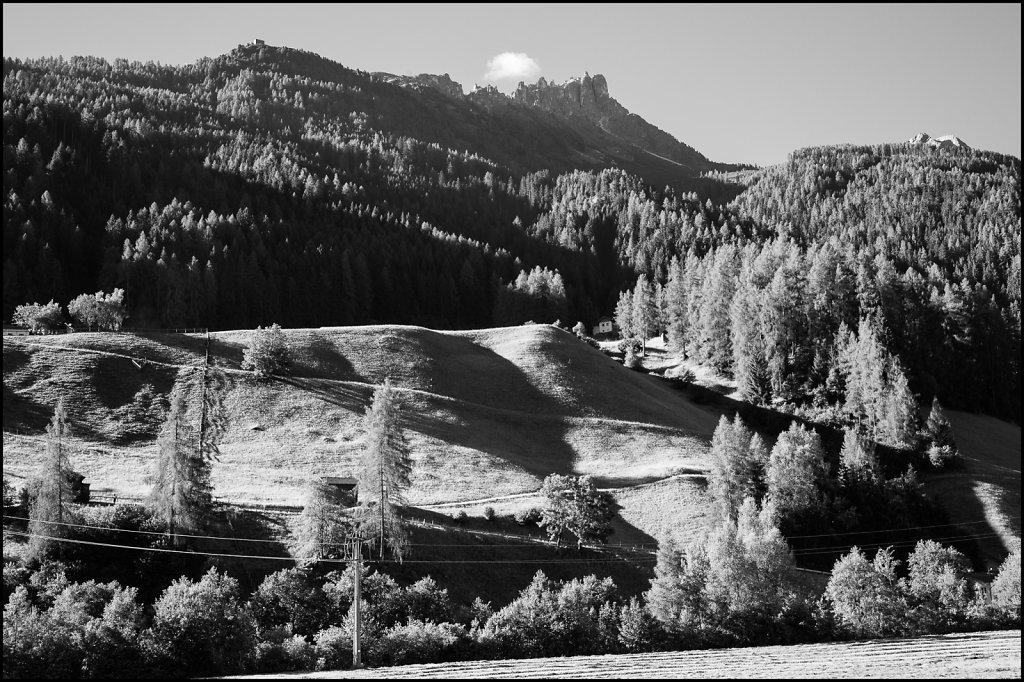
[3,43,1020,425]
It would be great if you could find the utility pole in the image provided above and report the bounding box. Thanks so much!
[352,537,362,668]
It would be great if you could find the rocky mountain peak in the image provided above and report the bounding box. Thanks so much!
[373,72,465,99]
[911,132,971,151]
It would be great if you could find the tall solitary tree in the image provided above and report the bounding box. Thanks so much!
[149,374,213,545]
[358,378,413,562]
[28,398,75,561]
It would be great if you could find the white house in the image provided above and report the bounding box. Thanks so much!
[592,317,614,336]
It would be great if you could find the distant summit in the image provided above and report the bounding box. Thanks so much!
[510,73,714,172]
[911,132,972,151]
[376,68,742,175]
[371,72,464,99]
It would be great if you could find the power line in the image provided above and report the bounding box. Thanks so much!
[2,530,656,564]
[783,519,994,539]
[3,515,283,543]
[2,515,653,550]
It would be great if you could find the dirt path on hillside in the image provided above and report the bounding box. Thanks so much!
[419,472,707,509]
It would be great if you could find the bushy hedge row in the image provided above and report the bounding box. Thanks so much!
[3,543,1020,678]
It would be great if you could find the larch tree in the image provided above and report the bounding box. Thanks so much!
[358,378,413,562]
[838,425,880,481]
[28,398,75,562]
[614,289,634,340]
[707,415,767,521]
[631,274,657,355]
[149,373,213,545]
[293,479,351,563]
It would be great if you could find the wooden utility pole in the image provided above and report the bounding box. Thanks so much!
[352,538,362,668]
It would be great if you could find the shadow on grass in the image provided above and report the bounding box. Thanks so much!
[275,332,583,483]
[375,508,657,606]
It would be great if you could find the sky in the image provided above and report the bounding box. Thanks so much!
[3,3,1020,166]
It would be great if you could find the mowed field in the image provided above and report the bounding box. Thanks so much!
[3,324,1020,565]
[234,629,1022,679]
[2,324,722,549]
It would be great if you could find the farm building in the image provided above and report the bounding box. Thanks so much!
[592,317,614,336]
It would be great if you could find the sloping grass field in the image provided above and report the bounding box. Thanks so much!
[3,323,1020,574]
[235,629,1021,679]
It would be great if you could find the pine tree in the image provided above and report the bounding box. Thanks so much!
[149,375,213,545]
[358,378,413,562]
[28,399,75,561]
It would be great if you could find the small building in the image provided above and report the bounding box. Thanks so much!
[251,38,265,46]
[2,327,29,336]
[592,317,614,336]
[322,476,358,505]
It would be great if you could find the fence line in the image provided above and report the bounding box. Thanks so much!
[4,326,208,336]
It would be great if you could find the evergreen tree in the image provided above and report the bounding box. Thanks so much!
[28,399,75,562]
[922,397,960,468]
[631,274,658,355]
[838,426,880,481]
[695,246,739,373]
[923,397,956,450]
[614,288,634,339]
[149,375,213,545]
[882,356,919,450]
[707,415,765,520]
[358,378,413,562]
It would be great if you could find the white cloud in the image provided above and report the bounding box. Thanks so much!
[483,52,541,84]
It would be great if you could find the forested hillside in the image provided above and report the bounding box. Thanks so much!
[2,43,1020,421]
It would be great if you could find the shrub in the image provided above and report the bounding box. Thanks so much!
[2,476,18,506]
[453,510,468,525]
[249,567,330,637]
[313,625,352,671]
[241,323,290,379]
[68,289,126,331]
[617,597,662,652]
[255,627,317,674]
[927,444,961,469]
[12,300,64,333]
[147,568,257,676]
[672,366,697,384]
[483,506,496,522]
[371,619,470,666]
[617,337,642,355]
[824,547,907,638]
[478,572,618,659]
[2,586,84,679]
[992,548,1021,616]
[514,507,543,526]
[402,576,456,624]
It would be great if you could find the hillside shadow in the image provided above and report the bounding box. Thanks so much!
[385,507,657,604]
[275,332,581,481]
